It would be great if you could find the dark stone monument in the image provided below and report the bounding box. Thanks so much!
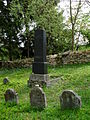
[60,90,82,109]
[4,89,18,104]
[30,84,47,109]
[28,29,49,87]
[3,77,9,84]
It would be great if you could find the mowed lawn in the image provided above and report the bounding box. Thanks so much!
[0,63,90,120]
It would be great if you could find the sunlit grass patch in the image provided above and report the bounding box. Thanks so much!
[0,63,90,120]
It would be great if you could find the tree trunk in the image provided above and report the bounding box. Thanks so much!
[27,35,30,58]
[8,41,12,61]
[7,33,12,61]
[70,0,81,51]
[71,24,74,51]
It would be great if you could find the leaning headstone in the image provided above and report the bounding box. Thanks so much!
[60,90,81,109]
[30,85,47,109]
[4,89,18,104]
[3,77,9,84]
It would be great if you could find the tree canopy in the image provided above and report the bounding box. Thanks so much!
[0,0,89,61]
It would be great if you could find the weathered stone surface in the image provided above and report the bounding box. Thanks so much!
[61,51,90,65]
[28,74,49,87]
[60,90,81,109]
[3,77,9,84]
[4,89,18,104]
[30,85,47,109]
[50,51,90,65]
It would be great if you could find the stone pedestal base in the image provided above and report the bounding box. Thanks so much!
[28,74,49,87]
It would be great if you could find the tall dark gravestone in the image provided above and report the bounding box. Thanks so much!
[28,29,49,87]
[33,29,47,74]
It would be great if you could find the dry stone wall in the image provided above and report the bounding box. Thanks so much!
[48,50,90,65]
[0,51,90,68]
[0,58,33,68]
[61,51,90,65]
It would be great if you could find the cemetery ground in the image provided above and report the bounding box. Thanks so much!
[0,63,90,120]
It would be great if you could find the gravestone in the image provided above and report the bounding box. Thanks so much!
[30,84,47,109]
[28,29,49,87]
[3,77,9,84]
[4,89,18,104]
[60,90,81,109]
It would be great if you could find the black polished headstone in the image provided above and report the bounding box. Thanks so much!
[32,29,47,74]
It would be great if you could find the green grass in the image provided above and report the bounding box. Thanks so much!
[0,63,90,120]
[79,45,90,51]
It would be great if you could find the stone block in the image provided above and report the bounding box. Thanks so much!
[28,74,49,87]
[32,62,48,74]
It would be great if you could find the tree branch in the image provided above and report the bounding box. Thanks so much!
[70,0,73,24]
[73,0,81,25]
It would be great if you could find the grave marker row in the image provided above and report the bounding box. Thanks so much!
[4,87,81,109]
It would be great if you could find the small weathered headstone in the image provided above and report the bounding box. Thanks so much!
[4,89,18,104]
[60,90,81,109]
[3,77,9,84]
[30,84,47,109]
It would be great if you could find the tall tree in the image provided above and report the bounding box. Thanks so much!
[10,0,65,55]
[70,0,81,51]
[0,0,21,60]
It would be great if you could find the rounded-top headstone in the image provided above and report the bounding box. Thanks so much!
[60,90,81,109]
[30,84,47,109]
[4,88,18,104]
[3,77,9,84]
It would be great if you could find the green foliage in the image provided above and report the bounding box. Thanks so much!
[0,0,22,60]
[0,0,73,59]
[81,29,90,44]
[10,0,72,55]
[0,63,90,119]
[79,45,90,51]
[76,12,90,45]
[1,0,89,60]
[0,47,9,60]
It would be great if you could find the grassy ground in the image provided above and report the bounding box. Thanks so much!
[0,63,90,120]
[79,45,90,51]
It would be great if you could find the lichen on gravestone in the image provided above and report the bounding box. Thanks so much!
[4,89,18,104]
[30,84,47,109]
[60,90,81,109]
